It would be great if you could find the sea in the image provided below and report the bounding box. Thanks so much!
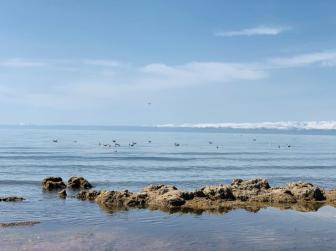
[1,125,336,251]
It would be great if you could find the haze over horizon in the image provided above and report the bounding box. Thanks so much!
[0,0,335,125]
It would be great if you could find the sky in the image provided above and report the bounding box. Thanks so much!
[0,0,336,125]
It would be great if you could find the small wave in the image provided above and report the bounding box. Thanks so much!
[0,180,41,186]
[0,155,196,161]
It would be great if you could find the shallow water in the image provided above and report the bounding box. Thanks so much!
[1,127,336,250]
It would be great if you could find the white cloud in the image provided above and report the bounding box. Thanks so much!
[0,58,46,68]
[271,51,336,67]
[140,62,266,88]
[82,59,121,67]
[2,49,336,110]
[214,26,289,37]
[157,121,336,130]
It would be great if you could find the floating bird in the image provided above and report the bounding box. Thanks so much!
[148,140,152,143]
[209,141,213,144]
[129,141,137,147]
[52,139,58,143]
[174,143,180,147]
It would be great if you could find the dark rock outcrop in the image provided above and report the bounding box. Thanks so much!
[0,196,25,202]
[42,177,66,191]
[76,190,101,200]
[68,176,92,190]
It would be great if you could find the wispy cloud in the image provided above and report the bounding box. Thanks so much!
[140,62,266,88]
[0,58,46,68]
[214,26,289,37]
[82,59,121,67]
[271,51,336,67]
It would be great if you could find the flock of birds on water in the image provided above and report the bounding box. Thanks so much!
[51,137,292,152]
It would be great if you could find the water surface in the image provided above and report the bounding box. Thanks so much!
[1,127,336,250]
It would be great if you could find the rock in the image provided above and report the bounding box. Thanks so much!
[0,221,40,228]
[0,196,25,202]
[197,185,235,200]
[73,178,335,215]
[325,189,336,202]
[76,190,101,200]
[251,189,297,203]
[42,177,66,191]
[68,176,92,189]
[143,185,186,208]
[58,189,67,199]
[96,190,146,209]
[231,178,270,190]
[286,182,325,201]
[231,178,270,201]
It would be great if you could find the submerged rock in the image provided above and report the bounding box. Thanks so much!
[0,196,25,202]
[58,189,67,199]
[42,177,66,191]
[68,176,92,190]
[0,221,40,228]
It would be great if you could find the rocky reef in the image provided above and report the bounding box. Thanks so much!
[57,177,335,214]
[37,176,336,214]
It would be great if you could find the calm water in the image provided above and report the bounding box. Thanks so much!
[1,127,336,250]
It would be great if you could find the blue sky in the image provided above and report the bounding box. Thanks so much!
[0,0,336,125]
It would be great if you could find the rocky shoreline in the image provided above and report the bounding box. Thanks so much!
[40,176,336,214]
[2,176,336,228]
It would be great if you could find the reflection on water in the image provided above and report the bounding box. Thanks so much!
[1,206,336,251]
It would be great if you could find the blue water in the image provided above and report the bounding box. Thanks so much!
[1,127,336,250]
